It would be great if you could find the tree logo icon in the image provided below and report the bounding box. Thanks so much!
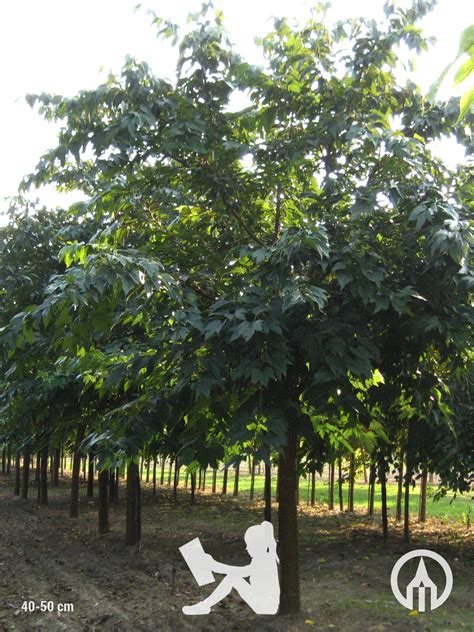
[390,549,453,612]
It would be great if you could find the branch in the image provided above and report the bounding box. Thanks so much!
[220,192,266,247]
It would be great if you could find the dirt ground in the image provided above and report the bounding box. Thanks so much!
[0,474,472,632]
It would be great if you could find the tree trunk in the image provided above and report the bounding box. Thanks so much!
[52,447,60,486]
[311,470,316,506]
[396,459,403,522]
[233,463,240,497]
[1,446,5,473]
[278,428,300,615]
[87,453,94,497]
[126,461,141,545]
[368,462,376,516]
[35,451,40,483]
[109,469,117,503]
[379,457,388,540]
[98,469,110,533]
[167,458,173,486]
[198,468,202,490]
[201,467,207,491]
[221,465,228,495]
[348,454,355,512]
[70,424,85,518]
[212,468,217,494]
[160,458,165,486]
[419,464,428,523]
[152,457,157,495]
[190,470,196,504]
[14,450,21,496]
[328,461,335,510]
[21,447,31,499]
[264,460,272,522]
[6,445,11,475]
[249,458,256,500]
[39,445,48,505]
[146,460,150,483]
[140,457,144,481]
[173,458,179,501]
[338,458,344,511]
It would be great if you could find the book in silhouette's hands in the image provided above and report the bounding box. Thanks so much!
[179,538,215,586]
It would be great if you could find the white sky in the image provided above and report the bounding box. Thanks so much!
[0,0,472,217]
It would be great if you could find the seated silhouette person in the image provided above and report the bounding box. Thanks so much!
[181,520,280,615]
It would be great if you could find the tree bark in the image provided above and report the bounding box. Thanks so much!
[98,469,110,533]
[233,463,240,497]
[52,447,60,486]
[21,447,31,499]
[249,458,256,500]
[396,459,403,522]
[278,428,300,614]
[348,454,355,512]
[221,465,228,495]
[6,445,11,475]
[167,458,173,486]
[39,445,48,505]
[379,457,388,540]
[160,458,165,486]
[109,469,117,503]
[14,450,21,496]
[368,462,376,516]
[87,453,94,497]
[328,461,335,510]
[338,458,344,511]
[419,464,428,523]
[126,461,141,545]
[190,470,196,504]
[1,446,5,473]
[152,457,157,495]
[201,467,207,491]
[70,423,85,518]
[173,458,179,501]
[212,468,217,494]
[311,470,316,506]
[264,460,272,522]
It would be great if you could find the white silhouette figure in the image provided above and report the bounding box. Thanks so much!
[180,520,280,615]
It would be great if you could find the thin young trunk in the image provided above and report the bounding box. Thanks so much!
[109,469,117,503]
[152,457,157,495]
[278,428,300,615]
[328,461,334,510]
[6,445,11,475]
[160,458,166,486]
[337,458,343,511]
[60,445,64,477]
[249,458,256,500]
[21,447,31,499]
[198,468,202,490]
[212,468,217,494]
[396,459,403,522]
[190,471,196,504]
[140,457,144,482]
[348,454,355,513]
[221,465,228,495]
[98,469,110,534]
[35,451,40,483]
[173,458,179,501]
[311,470,316,506]
[1,446,5,473]
[368,462,376,516]
[264,461,272,522]
[379,457,388,540]
[146,460,150,483]
[14,450,21,496]
[53,447,60,486]
[167,458,173,486]
[126,461,141,545]
[404,424,413,543]
[233,463,240,497]
[419,464,428,523]
[70,423,85,518]
[275,461,280,503]
[87,453,94,497]
[39,445,48,505]
[201,467,207,491]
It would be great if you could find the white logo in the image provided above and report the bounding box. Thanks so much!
[179,520,280,615]
[391,549,453,612]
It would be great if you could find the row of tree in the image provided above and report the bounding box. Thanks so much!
[1,2,472,614]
